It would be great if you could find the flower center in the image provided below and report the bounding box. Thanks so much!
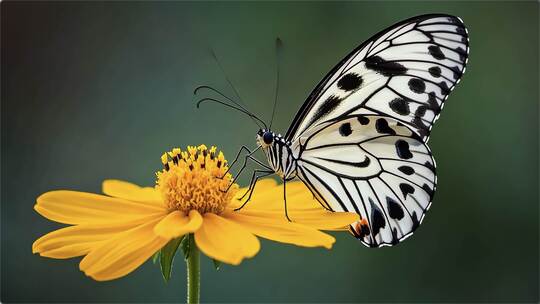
[156,145,238,215]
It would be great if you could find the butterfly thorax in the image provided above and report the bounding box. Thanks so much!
[256,129,297,180]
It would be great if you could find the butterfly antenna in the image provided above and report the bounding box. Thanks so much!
[210,50,248,111]
[194,85,267,129]
[207,48,268,129]
[196,97,266,130]
[269,38,283,129]
[194,85,241,107]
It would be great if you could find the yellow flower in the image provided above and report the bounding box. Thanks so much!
[32,145,358,281]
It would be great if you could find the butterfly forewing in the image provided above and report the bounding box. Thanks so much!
[285,14,469,143]
[296,115,436,247]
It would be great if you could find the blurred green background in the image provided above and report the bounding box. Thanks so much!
[2,1,538,303]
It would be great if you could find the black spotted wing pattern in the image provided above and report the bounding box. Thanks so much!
[286,14,469,143]
[296,115,436,247]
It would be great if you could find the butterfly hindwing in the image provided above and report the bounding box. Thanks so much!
[286,14,469,143]
[296,115,436,247]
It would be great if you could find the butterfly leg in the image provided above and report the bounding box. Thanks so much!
[219,145,252,179]
[223,145,266,180]
[239,169,274,200]
[283,179,292,222]
[224,149,271,192]
[234,169,274,211]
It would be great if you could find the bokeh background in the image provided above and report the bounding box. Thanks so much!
[2,1,538,303]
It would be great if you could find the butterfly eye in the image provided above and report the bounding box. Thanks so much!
[263,132,274,145]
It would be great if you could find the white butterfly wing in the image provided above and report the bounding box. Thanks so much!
[296,115,436,247]
[285,14,469,143]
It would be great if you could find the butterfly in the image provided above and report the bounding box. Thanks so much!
[196,14,469,248]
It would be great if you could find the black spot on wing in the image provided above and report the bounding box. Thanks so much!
[389,98,410,115]
[339,122,352,137]
[455,47,467,62]
[337,73,363,91]
[428,45,445,60]
[408,78,426,93]
[456,26,466,35]
[357,116,370,125]
[391,228,399,245]
[386,197,404,220]
[427,92,440,111]
[450,66,462,80]
[424,161,435,172]
[395,140,413,159]
[422,183,434,199]
[309,94,341,125]
[415,105,427,118]
[365,56,407,77]
[412,117,429,137]
[398,165,415,175]
[439,81,450,95]
[428,66,441,78]
[375,118,396,135]
[360,229,371,239]
[369,198,386,236]
[399,183,415,198]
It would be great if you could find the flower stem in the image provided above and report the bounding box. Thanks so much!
[186,234,200,304]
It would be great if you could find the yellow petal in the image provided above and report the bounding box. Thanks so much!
[35,190,166,225]
[236,208,359,231]
[230,179,359,230]
[32,215,163,259]
[223,211,335,249]
[38,243,102,259]
[194,213,259,265]
[153,210,203,239]
[232,180,325,212]
[80,218,168,281]
[228,179,278,209]
[287,210,359,231]
[102,179,163,206]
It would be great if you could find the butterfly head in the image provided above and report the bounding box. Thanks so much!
[256,129,275,148]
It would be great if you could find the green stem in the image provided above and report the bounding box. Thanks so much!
[186,234,200,304]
